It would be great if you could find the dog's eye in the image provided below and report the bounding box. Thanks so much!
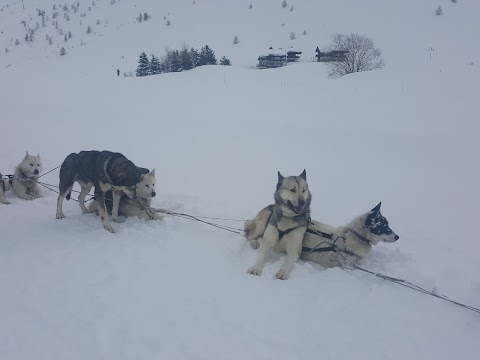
[30,164,33,166]
[145,184,149,188]
[290,189,296,193]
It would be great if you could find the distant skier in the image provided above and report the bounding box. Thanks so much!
[117,69,120,76]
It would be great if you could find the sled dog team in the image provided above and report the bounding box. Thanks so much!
[1,150,400,279]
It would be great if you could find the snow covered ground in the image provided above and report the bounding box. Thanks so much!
[1,1,480,359]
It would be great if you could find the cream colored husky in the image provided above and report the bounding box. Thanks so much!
[88,169,170,220]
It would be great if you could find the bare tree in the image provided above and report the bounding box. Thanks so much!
[324,33,384,78]
[435,6,443,15]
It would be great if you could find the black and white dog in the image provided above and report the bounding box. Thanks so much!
[302,202,399,268]
[55,150,147,233]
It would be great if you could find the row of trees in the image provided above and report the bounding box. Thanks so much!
[136,45,231,77]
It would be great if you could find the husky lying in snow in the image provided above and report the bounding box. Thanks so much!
[0,172,11,204]
[302,202,399,268]
[88,169,171,221]
[245,170,312,280]
[56,150,147,233]
[11,152,43,200]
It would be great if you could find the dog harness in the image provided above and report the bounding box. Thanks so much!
[302,225,370,254]
[303,227,339,253]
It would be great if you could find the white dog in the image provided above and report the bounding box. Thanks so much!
[88,169,170,220]
[11,152,43,200]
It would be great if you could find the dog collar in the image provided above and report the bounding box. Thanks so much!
[18,169,37,181]
[346,228,371,245]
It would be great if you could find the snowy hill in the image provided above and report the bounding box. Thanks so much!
[1,1,480,359]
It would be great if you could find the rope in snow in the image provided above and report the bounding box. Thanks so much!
[334,246,480,315]
[166,211,245,235]
[35,180,245,233]
[37,181,95,202]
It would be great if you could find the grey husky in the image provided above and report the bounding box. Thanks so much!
[302,202,399,268]
[0,172,11,204]
[88,169,171,221]
[245,170,312,280]
[55,150,145,233]
[11,152,43,200]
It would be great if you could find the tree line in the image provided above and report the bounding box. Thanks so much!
[136,45,231,77]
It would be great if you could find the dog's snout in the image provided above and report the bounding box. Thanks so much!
[34,169,39,175]
[151,191,156,197]
[394,235,399,241]
[298,199,305,207]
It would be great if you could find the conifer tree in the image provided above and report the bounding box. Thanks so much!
[180,47,194,71]
[198,45,217,66]
[220,56,231,66]
[190,48,200,67]
[136,52,150,76]
[149,54,161,75]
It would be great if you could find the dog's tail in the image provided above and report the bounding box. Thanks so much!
[244,205,274,241]
[66,191,72,201]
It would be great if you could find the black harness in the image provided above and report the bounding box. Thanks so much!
[302,228,338,253]
[302,225,371,254]
[277,227,297,240]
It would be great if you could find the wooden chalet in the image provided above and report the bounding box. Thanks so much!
[257,49,302,68]
[315,47,348,62]
[286,51,302,62]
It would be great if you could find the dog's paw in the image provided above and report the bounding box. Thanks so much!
[56,211,65,219]
[1,200,11,205]
[275,270,289,280]
[247,267,262,276]
[249,239,259,249]
[104,224,116,233]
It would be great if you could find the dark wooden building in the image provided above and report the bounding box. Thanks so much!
[315,47,348,62]
[257,50,302,68]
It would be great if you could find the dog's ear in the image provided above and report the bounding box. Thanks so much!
[150,169,155,177]
[136,166,150,175]
[37,154,40,158]
[277,171,285,190]
[371,202,382,213]
[25,151,30,158]
[299,169,306,181]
